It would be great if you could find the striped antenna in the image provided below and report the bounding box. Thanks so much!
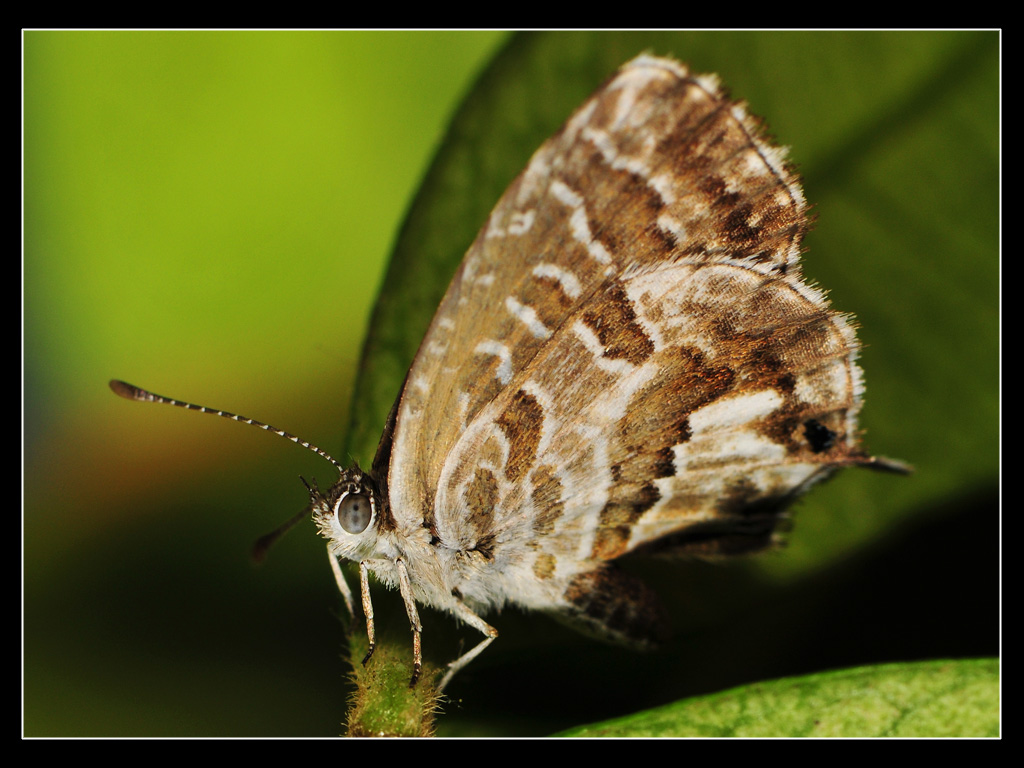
[109,379,345,473]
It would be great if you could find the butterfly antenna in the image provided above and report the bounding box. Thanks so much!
[110,379,345,472]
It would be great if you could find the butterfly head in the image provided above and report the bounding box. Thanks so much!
[307,467,388,561]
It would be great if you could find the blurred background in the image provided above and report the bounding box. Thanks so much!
[24,31,508,736]
[24,31,998,736]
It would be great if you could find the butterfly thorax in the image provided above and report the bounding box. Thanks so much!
[311,465,472,612]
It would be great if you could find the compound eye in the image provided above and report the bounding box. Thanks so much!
[335,492,372,534]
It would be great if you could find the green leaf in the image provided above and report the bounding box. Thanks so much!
[348,29,998,569]
[556,659,999,737]
[344,32,997,736]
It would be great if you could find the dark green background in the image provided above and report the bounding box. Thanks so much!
[24,31,998,736]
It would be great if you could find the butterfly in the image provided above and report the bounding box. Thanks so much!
[112,54,908,692]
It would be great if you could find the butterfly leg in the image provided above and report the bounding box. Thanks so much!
[395,557,423,687]
[359,560,376,666]
[437,600,498,693]
[326,547,377,666]
[326,546,355,617]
